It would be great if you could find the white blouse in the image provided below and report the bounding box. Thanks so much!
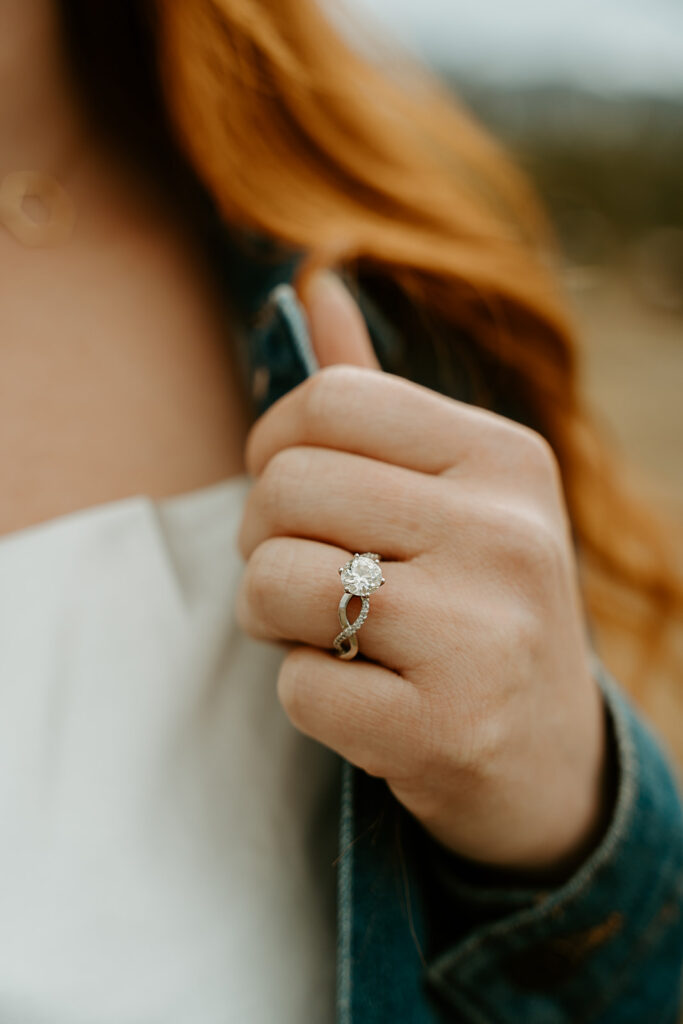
[0,477,339,1023]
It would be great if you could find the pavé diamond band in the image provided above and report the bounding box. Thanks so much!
[333,552,385,660]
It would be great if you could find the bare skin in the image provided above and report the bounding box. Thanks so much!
[0,0,249,539]
[237,274,611,878]
[1,1,609,877]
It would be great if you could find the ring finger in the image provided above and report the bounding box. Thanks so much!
[237,536,428,671]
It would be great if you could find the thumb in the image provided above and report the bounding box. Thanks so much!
[300,271,381,370]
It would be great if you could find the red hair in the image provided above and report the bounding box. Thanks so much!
[62,0,683,744]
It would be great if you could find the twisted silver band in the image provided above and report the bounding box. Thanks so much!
[333,552,385,660]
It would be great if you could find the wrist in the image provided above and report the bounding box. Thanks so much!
[414,681,618,884]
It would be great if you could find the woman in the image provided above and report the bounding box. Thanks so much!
[1,0,681,1021]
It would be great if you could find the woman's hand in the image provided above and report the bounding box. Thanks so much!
[236,273,609,876]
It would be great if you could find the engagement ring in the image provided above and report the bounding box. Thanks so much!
[333,552,385,660]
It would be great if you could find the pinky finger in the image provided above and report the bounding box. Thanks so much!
[277,645,424,782]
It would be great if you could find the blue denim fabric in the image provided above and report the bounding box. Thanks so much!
[222,239,683,1022]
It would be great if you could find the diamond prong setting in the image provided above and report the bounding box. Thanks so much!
[339,552,384,597]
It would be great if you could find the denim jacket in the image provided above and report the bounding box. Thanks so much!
[214,228,683,1023]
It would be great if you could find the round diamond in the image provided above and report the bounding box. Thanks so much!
[340,555,383,596]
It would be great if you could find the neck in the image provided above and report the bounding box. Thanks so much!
[0,0,87,178]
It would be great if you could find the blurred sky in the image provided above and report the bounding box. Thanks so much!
[342,0,683,95]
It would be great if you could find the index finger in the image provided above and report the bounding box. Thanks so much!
[245,364,508,477]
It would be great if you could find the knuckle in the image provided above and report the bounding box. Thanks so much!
[258,448,291,508]
[459,498,510,551]
[506,600,545,660]
[301,367,337,428]
[240,537,289,634]
[444,684,504,771]
[461,707,509,784]
[517,425,561,480]
[235,571,259,636]
[258,446,310,523]
[481,420,561,489]
[504,508,564,582]
[301,364,364,429]
[475,703,507,762]
[430,673,509,779]
[276,650,309,729]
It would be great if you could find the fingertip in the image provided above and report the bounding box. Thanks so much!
[301,270,381,370]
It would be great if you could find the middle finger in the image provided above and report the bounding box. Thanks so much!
[238,446,440,562]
